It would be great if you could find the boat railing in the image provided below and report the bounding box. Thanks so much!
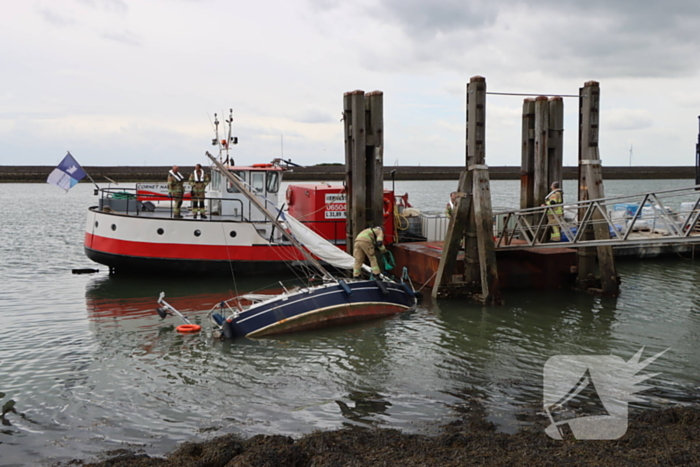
[94,187,262,221]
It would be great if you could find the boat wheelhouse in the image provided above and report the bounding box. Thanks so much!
[84,161,309,274]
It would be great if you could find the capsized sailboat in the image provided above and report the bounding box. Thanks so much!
[155,151,418,338]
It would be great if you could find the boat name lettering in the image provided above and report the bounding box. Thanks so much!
[324,193,346,204]
[325,210,346,219]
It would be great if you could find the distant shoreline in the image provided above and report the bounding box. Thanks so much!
[1,165,696,183]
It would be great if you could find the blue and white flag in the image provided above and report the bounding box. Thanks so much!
[47,152,87,191]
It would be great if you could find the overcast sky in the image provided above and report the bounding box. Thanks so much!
[3,0,700,167]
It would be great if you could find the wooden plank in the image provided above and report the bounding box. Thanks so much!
[533,96,549,206]
[367,91,384,228]
[472,166,501,303]
[432,171,471,298]
[520,98,536,209]
[548,96,564,187]
[585,157,619,295]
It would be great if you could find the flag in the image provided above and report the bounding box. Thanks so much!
[47,152,87,191]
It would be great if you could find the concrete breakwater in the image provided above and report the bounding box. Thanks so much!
[0,164,696,183]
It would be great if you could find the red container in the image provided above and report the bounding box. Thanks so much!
[286,184,395,245]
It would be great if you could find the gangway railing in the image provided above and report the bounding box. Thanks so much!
[493,184,700,251]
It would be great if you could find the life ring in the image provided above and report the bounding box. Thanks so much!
[252,163,273,168]
[383,198,391,218]
[176,324,201,333]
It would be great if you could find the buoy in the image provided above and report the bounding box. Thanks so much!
[176,324,201,333]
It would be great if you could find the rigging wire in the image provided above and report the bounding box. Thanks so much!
[486,92,579,98]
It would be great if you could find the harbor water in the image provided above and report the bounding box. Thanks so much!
[1,180,700,465]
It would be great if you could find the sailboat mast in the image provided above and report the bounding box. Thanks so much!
[205,151,334,280]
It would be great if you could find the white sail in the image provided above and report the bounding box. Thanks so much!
[283,213,355,270]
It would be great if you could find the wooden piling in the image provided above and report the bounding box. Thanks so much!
[520,99,536,209]
[346,90,367,253]
[343,92,354,253]
[433,76,500,303]
[464,76,487,284]
[533,96,549,206]
[576,81,619,295]
[548,96,564,187]
[366,91,384,228]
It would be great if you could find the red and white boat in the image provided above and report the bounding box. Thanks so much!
[84,114,399,275]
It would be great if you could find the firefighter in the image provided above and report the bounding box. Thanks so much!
[544,181,564,242]
[167,165,185,218]
[189,164,209,219]
[353,226,386,278]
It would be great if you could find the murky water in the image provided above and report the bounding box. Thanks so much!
[1,180,700,466]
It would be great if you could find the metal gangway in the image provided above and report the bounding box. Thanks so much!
[493,184,700,251]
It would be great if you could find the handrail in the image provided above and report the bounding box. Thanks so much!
[492,184,700,250]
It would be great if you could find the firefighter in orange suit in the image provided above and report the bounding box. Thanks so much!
[353,226,386,278]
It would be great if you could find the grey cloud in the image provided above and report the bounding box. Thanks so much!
[101,30,142,46]
[38,9,79,28]
[346,0,700,79]
[76,0,128,14]
[369,0,498,39]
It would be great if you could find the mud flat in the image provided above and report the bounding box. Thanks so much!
[56,405,700,467]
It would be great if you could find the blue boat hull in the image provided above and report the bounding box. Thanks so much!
[224,280,416,338]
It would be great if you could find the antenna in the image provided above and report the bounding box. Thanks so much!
[281,135,284,159]
[213,113,221,162]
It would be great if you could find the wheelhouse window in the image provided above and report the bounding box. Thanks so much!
[266,172,279,193]
[226,171,246,193]
[251,172,265,193]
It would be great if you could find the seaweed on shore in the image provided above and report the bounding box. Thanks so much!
[56,405,700,467]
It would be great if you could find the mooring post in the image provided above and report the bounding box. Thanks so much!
[433,76,499,303]
[463,76,487,286]
[366,91,384,229]
[577,81,599,286]
[348,90,367,252]
[548,96,564,187]
[343,92,354,253]
[520,98,536,210]
[576,81,618,295]
[533,96,549,206]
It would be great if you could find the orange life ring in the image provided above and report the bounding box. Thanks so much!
[176,324,201,333]
[252,163,273,168]
[383,198,391,218]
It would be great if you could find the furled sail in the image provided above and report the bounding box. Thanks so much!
[283,213,355,270]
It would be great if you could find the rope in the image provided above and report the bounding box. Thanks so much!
[416,270,438,293]
[486,92,579,98]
